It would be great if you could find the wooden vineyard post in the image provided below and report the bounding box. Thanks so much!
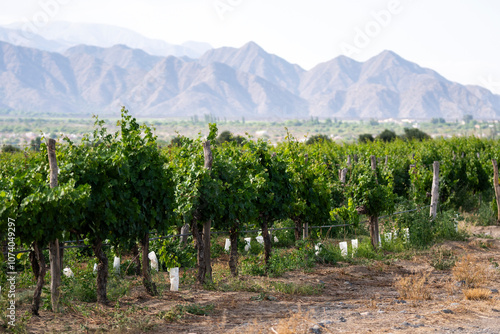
[493,160,500,224]
[341,156,349,184]
[202,141,213,283]
[430,161,440,219]
[47,138,61,312]
[369,155,379,248]
[303,154,309,240]
[370,155,378,184]
[340,168,348,184]
[180,223,189,244]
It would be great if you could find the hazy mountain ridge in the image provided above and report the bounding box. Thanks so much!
[1,22,212,58]
[0,38,499,119]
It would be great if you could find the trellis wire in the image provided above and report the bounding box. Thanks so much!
[2,205,431,256]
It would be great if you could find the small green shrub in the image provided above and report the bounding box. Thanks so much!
[240,254,266,276]
[158,303,214,322]
[271,219,296,248]
[240,241,318,277]
[315,241,344,264]
[247,237,264,256]
[355,238,383,260]
[211,240,225,258]
[108,275,131,301]
[380,233,407,253]
[215,277,264,293]
[430,246,456,270]
[68,268,97,303]
[1,144,21,153]
[153,237,196,270]
[392,207,464,248]
[267,242,316,277]
[271,281,323,295]
[468,199,497,226]
[433,211,467,242]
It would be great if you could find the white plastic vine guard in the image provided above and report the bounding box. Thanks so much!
[403,228,410,243]
[148,251,159,271]
[351,239,358,256]
[224,239,231,251]
[385,232,392,243]
[170,267,179,291]
[339,242,348,257]
[256,236,264,245]
[113,256,121,274]
[63,267,74,278]
[244,238,251,252]
[314,243,322,256]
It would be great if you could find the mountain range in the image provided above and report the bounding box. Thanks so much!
[0,22,212,58]
[0,23,499,120]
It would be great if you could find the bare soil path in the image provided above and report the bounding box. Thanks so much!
[15,226,500,334]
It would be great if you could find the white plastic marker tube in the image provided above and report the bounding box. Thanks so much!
[339,241,348,257]
[148,251,159,271]
[314,243,322,256]
[224,238,231,251]
[113,256,121,274]
[244,238,251,252]
[63,267,74,278]
[385,232,392,243]
[170,267,179,291]
[351,239,358,256]
[403,228,410,243]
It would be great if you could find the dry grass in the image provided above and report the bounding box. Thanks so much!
[463,288,492,300]
[430,245,456,270]
[226,307,321,334]
[394,272,432,300]
[451,254,492,287]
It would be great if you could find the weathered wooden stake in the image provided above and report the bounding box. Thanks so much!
[370,155,377,171]
[430,161,440,219]
[340,168,348,183]
[493,159,500,224]
[303,222,309,239]
[202,141,213,283]
[180,223,189,244]
[369,155,379,248]
[47,138,61,313]
[303,154,309,239]
[369,216,379,249]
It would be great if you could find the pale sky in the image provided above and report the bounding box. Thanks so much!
[1,0,499,93]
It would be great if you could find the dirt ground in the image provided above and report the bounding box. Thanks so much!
[11,225,500,334]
